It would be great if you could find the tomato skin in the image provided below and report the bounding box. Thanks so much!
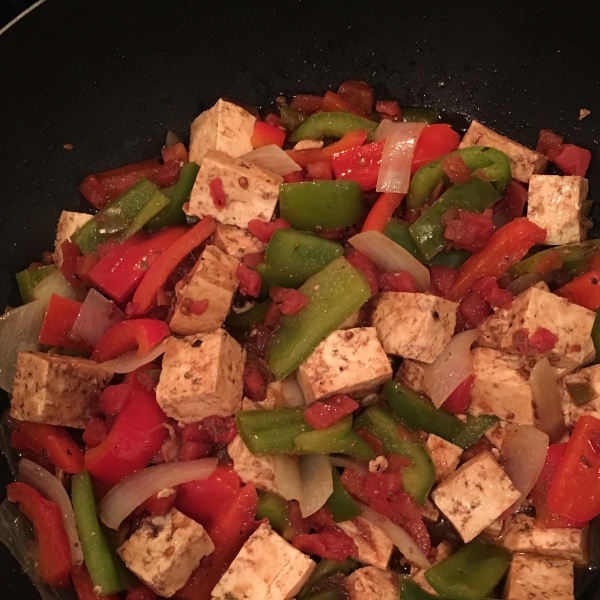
[411,124,460,173]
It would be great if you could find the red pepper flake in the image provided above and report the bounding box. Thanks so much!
[209,177,227,210]
[269,285,309,315]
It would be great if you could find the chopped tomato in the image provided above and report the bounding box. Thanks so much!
[346,250,380,295]
[269,286,309,314]
[378,270,418,292]
[411,124,461,173]
[293,529,358,561]
[303,394,360,429]
[290,94,323,115]
[265,113,282,128]
[241,251,266,268]
[60,240,82,286]
[441,154,471,184]
[331,140,385,191]
[177,439,212,461]
[529,328,559,353]
[337,80,375,114]
[458,291,491,328]
[236,263,262,298]
[307,160,333,180]
[536,129,564,155]
[355,427,385,456]
[243,360,267,402]
[442,375,474,413]
[248,218,291,243]
[38,295,92,352]
[443,209,495,253]
[251,120,286,149]
[161,142,188,164]
[429,264,457,296]
[181,415,238,445]
[286,129,368,168]
[470,276,513,309]
[555,270,600,310]
[547,143,592,177]
[375,100,402,121]
[320,90,369,118]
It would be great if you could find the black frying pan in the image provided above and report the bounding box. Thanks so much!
[1,0,600,597]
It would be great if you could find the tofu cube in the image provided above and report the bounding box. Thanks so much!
[560,364,600,427]
[484,420,509,449]
[504,554,574,600]
[503,514,587,564]
[337,516,394,570]
[186,150,282,229]
[422,498,440,522]
[527,175,589,245]
[411,541,454,596]
[117,508,214,598]
[346,566,400,600]
[469,347,535,424]
[296,327,392,404]
[10,352,113,428]
[213,222,266,259]
[371,293,458,364]
[188,98,256,165]
[426,434,463,482]
[211,522,315,600]
[156,330,245,424]
[54,210,93,266]
[169,245,239,335]
[395,358,429,398]
[459,120,548,183]
[478,286,596,371]
[431,450,520,543]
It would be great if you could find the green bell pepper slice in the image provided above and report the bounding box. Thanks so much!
[146,161,200,230]
[256,491,292,538]
[451,414,499,450]
[120,189,170,240]
[406,146,511,211]
[71,470,132,595]
[297,558,360,600]
[428,248,472,269]
[225,299,272,329]
[266,257,370,379]
[400,576,445,600]
[424,539,511,600]
[279,181,365,232]
[409,177,501,260]
[354,402,435,505]
[326,468,362,522]
[16,264,56,304]
[288,112,378,143]
[280,105,308,131]
[402,107,441,124]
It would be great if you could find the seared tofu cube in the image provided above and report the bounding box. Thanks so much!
[188,98,256,165]
[337,516,393,570]
[346,566,399,600]
[469,347,535,424]
[213,222,266,259]
[504,554,574,600]
[396,358,429,397]
[411,541,454,595]
[10,352,113,428]
[459,120,548,183]
[560,364,600,427]
[169,245,239,335]
[426,434,463,482]
[371,293,457,364]
[186,150,282,229]
[527,175,589,245]
[156,330,245,424]
[117,508,214,598]
[431,450,520,543]
[54,211,93,266]
[503,514,587,564]
[296,327,392,404]
[211,522,315,600]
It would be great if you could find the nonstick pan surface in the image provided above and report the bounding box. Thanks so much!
[1,0,599,597]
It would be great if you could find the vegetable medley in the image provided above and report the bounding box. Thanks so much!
[1,79,599,600]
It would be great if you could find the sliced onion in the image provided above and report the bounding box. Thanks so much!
[164,130,180,148]
[359,503,431,569]
[281,374,306,407]
[272,454,303,502]
[529,357,567,443]
[506,272,544,296]
[501,424,549,510]
[70,288,125,348]
[349,230,430,292]
[424,329,479,408]
[0,300,45,393]
[329,455,369,475]
[298,454,333,517]
[372,118,397,142]
[376,122,426,194]
[32,269,86,309]
[241,145,301,176]
[18,458,83,567]
[99,336,174,373]
[100,458,217,529]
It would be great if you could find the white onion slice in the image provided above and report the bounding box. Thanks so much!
[349,230,430,292]
[17,458,83,567]
[359,504,431,569]
[424,329,479,408]
[529,357,567,443]
[281,373,306,407]
[329,455,369,475]
[501,424,549,510]
[298,454,333,517]
[70,288,125,348]
[32,270,86,309]
[241,145,301,176]
[272,454,303,501]
[100,458,217,529]
[376,122,426,194]
[99,336,174,373]
[372,118,397,141]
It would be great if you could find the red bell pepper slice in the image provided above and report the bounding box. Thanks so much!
[91,318,170,362]
[303,394,360,429]
[89,226,187,304]
[447,218,547,301]
[442,375,475,414]
[7,482,72,588]
[84,377,167,484]
[251,121,286,149]
[361,192,405,232]
[411,124,461,173]
[547,143,592,177]
[331,140,385,190]
[15,420,85,473]
[555,270,600,310]
[285,129,368,168]
[320,90,370,119]
[38,295,93,352]
[71,564,121,600]
[129,216,217,315]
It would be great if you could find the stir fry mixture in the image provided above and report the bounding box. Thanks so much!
[1,80,598,600]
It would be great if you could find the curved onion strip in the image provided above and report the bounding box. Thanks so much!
[18,458,83,566]
[359,504,431,570]
[529,358,567,443]
[501,424,549,510]
[424,329,479,408]
[71,289,125,348]
[298,454,333,517]
[100,458,217,529]
[506,272,545,296]
[372,118,396,142]
[281,374,306,407]
[99,336,174,373]
[329,455,369,475]
[349,230,430,292]
[272,454,303,502]
[376,122,426,194]
[241,145,301,176]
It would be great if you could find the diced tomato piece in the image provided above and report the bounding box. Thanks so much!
[547,143,592,176]
[494,180,529,227]
[290,94,323,115]
[459,291,491,328]
[307,160,333,180]
[355,427,385,456]
[331,140,385,191]
[287,129,368,168]
[346,250,380,295]
[375,100,401,121]
[293,529,358,561]
[184,415,238,445]
[429,265,457,296]
[38,295,92,352]
[82,417,109,449]
[179,298,209,317]
[282,170,306,183]
[441,154,471,184]
[443,209,495,253]
[247,218,291,243]
[411,124,461,174]
[386,453,413,472]
[304,394,360,429]
[471,276,513,309]
[265,113,282,128]
[236,263,262,298]
[154,159,182,188]
[243,360,267,402]
[99,383,131,416]
[263,302,281,328]
[442,375,474,413]
[378,270,417,292]
[242,251,266,268]
[321,90,369,118]
[529,328,559,353]
[161,142,188,164]
[536,129,564,155]
[269,285,309,314]
[251,120,286,149]
[125,584,157,600]
[337,80,374,114]
[555,270,600,310]
[60,240,82,286]
[209,177,227,209]
[177,439,212,461]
